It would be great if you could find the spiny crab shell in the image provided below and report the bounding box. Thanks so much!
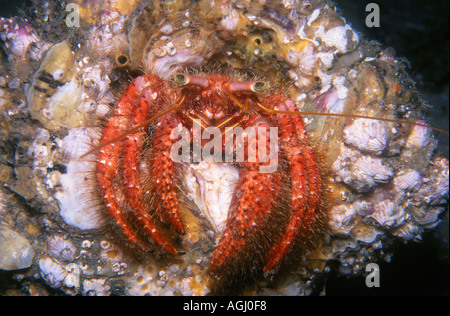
[0,0,448,295]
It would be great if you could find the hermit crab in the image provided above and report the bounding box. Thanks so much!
[80,63,449,292]
[91,71,327,287]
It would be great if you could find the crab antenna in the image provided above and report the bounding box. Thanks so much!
[299,111,449,135]
[254,101,449,135]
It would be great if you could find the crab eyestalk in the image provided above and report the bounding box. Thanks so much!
[174,73,209,88]
[229,81,267,93]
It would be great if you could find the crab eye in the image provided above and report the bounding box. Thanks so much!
[252,81,267,92]
[174,73,188,85]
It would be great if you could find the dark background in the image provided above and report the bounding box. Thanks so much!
[1,0,448,296]
[0,0,25,17]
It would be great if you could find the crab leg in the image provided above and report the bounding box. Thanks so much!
[98,75,178,253]
[97,81,147,249]
[149,112,185,234]
[122,80,178,254]
[263,97,321,272]
[209,117,282,277]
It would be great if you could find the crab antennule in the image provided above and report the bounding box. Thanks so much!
[300,111,449,134]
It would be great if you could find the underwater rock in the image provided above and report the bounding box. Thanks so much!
[0,225,35,271]
[0,0,448,296]
[26,40,82,131]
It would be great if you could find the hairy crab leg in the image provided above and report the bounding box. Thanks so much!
[286,99,322,243]
[97,79,149,249]
[263,95,321,272]
[97,75,180,253]
[208,116,283,279]
[122,76,179,254]
[150,112,185,234]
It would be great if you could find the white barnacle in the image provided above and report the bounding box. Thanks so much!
[64,263,81,289]
[183,162,238,235]
[315,24,359,54]
[405,122,432,148]
[39,258,80,291]
[52,69,64,81]
[166,42,177,56]
[328,204,356,235]
[353,155,393,185]
[82,278,111,296]
[61,127,101,160]
[39,257,67,288]
[343,118,391,155]
[160,23,173,35]
[334,149,394,193]
[366,200,407,229]
[394,169,422,192]
[42,108,53,119]
[47,235,77,263]
[56,128,105,231]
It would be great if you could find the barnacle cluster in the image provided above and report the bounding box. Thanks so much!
[0,0,448,295]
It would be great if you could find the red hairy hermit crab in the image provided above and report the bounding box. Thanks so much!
[87,71,447,290]
[90,72,324,288]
